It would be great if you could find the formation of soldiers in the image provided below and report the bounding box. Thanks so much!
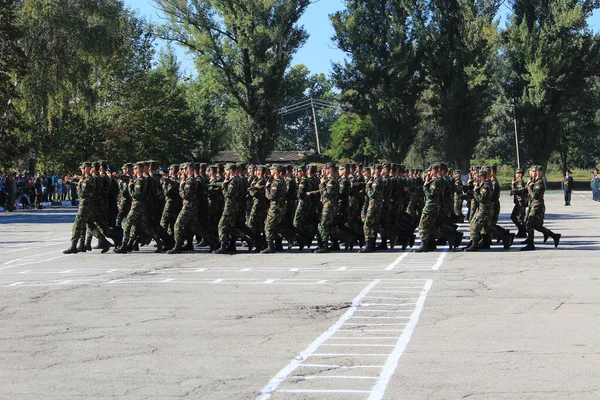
[63,160,561,255]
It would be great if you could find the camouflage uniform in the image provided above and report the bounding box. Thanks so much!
[363,172,383,242]
[264,173,287,244]
[247,174,268,249]
[173,170,198,247]
[217,173,241,247]
[417,175,443,248]
[317,175,340,248]
[116,169,132,229]
[160,168,182,236]
[510,174,528,236]
[470,179,492,244]
[293,171,313,245]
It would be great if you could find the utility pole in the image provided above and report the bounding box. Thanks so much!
[513,98,521,169]
[310,95,321,154]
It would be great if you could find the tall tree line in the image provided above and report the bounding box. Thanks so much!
[329,0,600,169]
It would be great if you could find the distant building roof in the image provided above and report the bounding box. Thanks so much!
[211,150,316,164]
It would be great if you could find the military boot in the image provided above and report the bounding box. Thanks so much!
[260,241,276,254]
[552,233,561,248]
[275,238,284,252]
[464,240,479,252]
[377,237,388,251]
[76,238,87,253]
[453,231,464,249]
[358,238,375,253]
[63,241,78,254]
[500,231,512,251]
[520,232,536,251]
[154,237,163,254]
[329,240,341,252]
[213,241,231,255]
[167,242,184,254]
[479,234,491,250]
[85,237,93,252]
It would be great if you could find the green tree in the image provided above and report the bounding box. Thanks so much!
[504,0,600,166]
[17,0,142,171]
[156,0,311,163]
[0,0,28,168]
[422,0,500,171]
[331,0,425,162]
[327,113,376,163]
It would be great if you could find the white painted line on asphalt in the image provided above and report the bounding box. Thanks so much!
[385,253,408,270]
[318,280,328,284]
[256,279,381,400]
[1,250,64,267]
[364,296,418,300]
[161,279,175,283]
[5,255,71,270]
[346,324,406,326]
[339,330,404,333]
[195,268,206,272]
[361,303,418,306]
[368,279,433,400]
[278,389,370,394]
[212,279,224,284]
[432,248,449,270]
[291,375,378,380]
[370,291,422,294]
[300,364,384,369]
[355,310,412,313]
[60,270,75,274]
[6,282,24,287]
[264,279,275,284]
[321,344,395,347]
[337,267,347,271]
[349,316,410,319]
[242,268,252,271]
[310,353,389,357]
[18,270,31,274]
[330,337,398,340]
[289,268,299,271]
[60,280,73,285]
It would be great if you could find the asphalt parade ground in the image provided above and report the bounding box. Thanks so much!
[1,192,599,400]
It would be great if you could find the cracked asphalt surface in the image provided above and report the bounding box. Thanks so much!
[0,191,599,399]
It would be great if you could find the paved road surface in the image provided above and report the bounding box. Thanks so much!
[1,192,598,399]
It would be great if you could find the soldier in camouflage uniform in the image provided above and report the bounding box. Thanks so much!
[510,168,528,238]
[453,170,465,222]
[416,164,443,252]
[64,162,110,254]
[293,165,314,251]
[312,163,340,253]
[359,165,383,253]
[207,165,224,241]
[521,165,561,251]
[336,164,352,250]
[83,161,116,251]
[261,165,287,254]
[115,162,146,253]
[160,164,182,237]
[214,164,241,254]
[116,163,133,231]
[167,163,197,254]
[247,165,268,252]
[464,169,492,252]
[347,164,365,249]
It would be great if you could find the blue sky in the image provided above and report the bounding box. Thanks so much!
[124,0,600,77]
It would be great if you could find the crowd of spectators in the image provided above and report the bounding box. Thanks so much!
[0,170,78,211]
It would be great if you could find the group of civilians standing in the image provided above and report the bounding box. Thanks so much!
[0,171,78,211]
